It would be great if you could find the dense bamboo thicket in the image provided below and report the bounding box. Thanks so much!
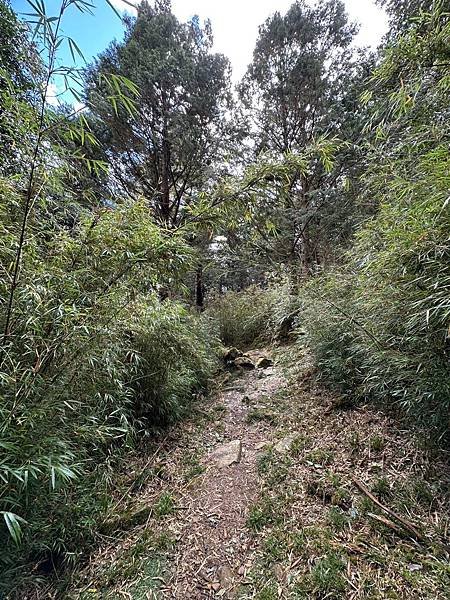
[0,0,448,592]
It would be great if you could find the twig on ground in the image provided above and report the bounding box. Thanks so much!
[367,512,405,537]
[352,477,426,542]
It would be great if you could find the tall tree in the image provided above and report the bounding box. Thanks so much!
[240,0,356,154]
[86,0,231,227]
[237,0,359,278]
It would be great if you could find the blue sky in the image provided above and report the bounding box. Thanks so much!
[11,0,388,105]
[12,1,126,67]
[12,0,128,104]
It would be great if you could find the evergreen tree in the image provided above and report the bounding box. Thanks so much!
[240,0,356,154]
[236,0,360,278]
[86,0,231,226]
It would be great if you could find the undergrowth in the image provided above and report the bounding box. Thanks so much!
[242,357,450,599]
[0,196,219,591]
[207,279,298,348]
[299,144,450,442]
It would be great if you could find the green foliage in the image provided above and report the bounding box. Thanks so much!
[237,0,368,276]
[1,0,449,594]
[207,286,272,347]
[247,497,281,532]
[206,268,305,348]
[0,3,219,584]
[326,507,350,532]
[202,136,346,287]
[207,285,283,348]
[376,0,436,33]
[294,5,450,442]
[300,149,449,440]
[153,492,176,518]
[240,0,356,153]
[0,185,218,581]
[131,302,219,425]
[0,0,41,175]
[86,0,231,225]
[309,552,346,596]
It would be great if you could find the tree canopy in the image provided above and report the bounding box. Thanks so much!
[86,0,232,225]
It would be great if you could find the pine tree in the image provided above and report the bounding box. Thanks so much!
[237,0,360,278]
[86,0,231,227]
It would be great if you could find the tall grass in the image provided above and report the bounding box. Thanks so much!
[0,191,219,586]
[207,279,298,348]
[297,5,450,442]
[0,1,220,587]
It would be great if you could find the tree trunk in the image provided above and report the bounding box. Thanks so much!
[159,88,171,223]
[195,266,205,311]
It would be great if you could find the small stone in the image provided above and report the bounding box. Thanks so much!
[238,565,245,576]
[273,563,285,581]
[256,356,273,369]
[211,582,221,591]
[233,356,255,370]
[210,440,242,467]
[255,441,267,450]
[223,347,242,361]
[408,563,423,572]
[275,435,297,453]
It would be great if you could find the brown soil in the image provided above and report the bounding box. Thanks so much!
[163,355,286,598]
[45,346,449,600]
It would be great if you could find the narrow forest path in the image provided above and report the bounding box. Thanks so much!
[165,351,286,598]
[66,346,449,600]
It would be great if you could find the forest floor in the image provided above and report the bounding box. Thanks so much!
[62,345,449,599]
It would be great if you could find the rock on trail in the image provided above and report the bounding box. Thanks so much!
[209,439,242,468]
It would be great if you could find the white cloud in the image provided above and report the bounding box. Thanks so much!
[45,81,59,106]
[346,0,388,48]
[73,100,87,113]
[171,0,388,81]
[105,1,388,82]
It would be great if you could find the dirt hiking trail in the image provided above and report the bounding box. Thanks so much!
[63,347,449,600]
[166,352,285,598]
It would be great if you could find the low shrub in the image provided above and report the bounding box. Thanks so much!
[207,279,298,348]
[207,285,274,347]
[130,302,220,425]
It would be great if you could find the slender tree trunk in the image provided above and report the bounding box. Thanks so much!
[160,89,171,223]
[298,174,313,278]
[300,231,314,276]
[160,135,171,222]
[1,3,65,362]
[195,266,205,311]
